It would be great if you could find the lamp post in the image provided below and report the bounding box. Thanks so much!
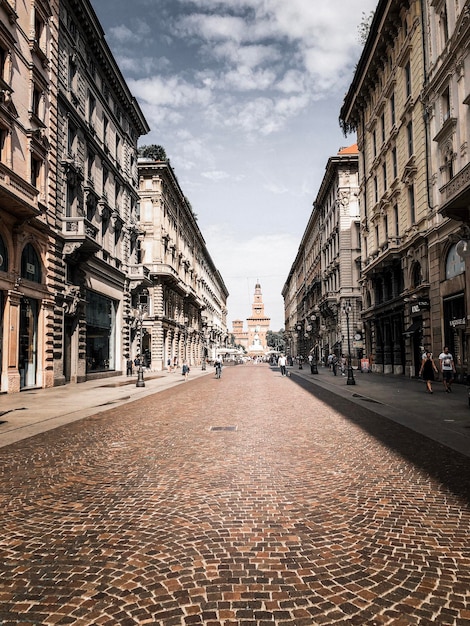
[309,314,319,374]
[133,300,148,388]
[296,323,303,368]
[342,300,356,386]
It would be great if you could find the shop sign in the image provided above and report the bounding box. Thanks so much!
[411,300,430,314]
[449,317,466,328]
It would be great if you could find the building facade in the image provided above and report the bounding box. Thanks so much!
[55,0,149,385]
[137,158,229,370]
[421,0,470,382]
[282,146,361,365]
[340,0,431,377]
[0,0,59,393]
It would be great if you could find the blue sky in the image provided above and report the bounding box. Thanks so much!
[92,0,377,330]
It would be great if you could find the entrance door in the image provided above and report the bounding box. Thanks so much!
[64,317,73,382]
[19,298,38,389]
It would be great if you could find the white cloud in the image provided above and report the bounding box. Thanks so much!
[128,75,212,108]
[201,170,230,181]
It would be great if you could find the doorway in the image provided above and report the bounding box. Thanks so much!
[19,298,38,389]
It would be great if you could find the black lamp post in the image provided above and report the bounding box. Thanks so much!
[134,301,148,388]
[296,324,303,368]
[342,300,356,386]
[309,313,319,374]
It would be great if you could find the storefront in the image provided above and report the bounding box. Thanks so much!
[86,290,117,373]
[443,293,466,381]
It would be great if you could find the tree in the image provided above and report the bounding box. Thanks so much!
[138,144,168,161]
[266,330,285,352]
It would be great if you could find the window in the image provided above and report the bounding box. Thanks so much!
[0,44,7,83]
[67,122,76,157]
[392,147,398,179]
[405,61,411,99]
[408,185,415,224]
[384,215,389,240]
[372,129,377,157]
[442,86,451,122]
[440,5,449,48]
[394,204,399,236]
[31,154,42,188]
[375,225,380,249]
[445,244,465,279]
[390,92,396,126]
[66,180,76,217]
[383,162,387,191]
[407,121,413,157]
[374,175,378,203]
[88,91,96,124]
[68,55,77,92]
[381,112,385,144]
[0,233,8,272]
[21,243,42,283]
[0,125,7,163]
[31,84,42,120]
[103,116,109,148]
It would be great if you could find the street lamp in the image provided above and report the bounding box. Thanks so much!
[342,300,356,386]
[296,324,303,368]
[133,297,148,387]
[309,314,319,374]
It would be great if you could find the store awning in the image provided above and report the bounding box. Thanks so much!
[403,321,421,336]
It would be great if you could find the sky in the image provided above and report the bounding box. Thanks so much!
[92,0,377,331]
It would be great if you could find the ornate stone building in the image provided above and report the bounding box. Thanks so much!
[0,0,150,393]
[283,146,361,365]
[136,158,229,370]
[55,0,149,384]
[0,0,59,393]
[232,282,270,355]
[340,0,430,377]
[421,0,470,382]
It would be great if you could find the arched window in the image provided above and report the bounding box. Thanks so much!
[21,243,42,283]
[445,243,465,279]
[412,262,423,287]
[0,233,7,272]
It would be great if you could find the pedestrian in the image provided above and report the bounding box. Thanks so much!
[438,346,456,392]
[181,361,190,380]
[340,355,347,376]
[278,354,287,376]
[331,354,338,376]
[419,351,438,393]
[126,356,133,376]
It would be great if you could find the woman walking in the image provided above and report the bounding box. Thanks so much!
[419,351,438,394]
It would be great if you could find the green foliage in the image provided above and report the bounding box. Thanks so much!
[138,144,168,161]
[266,330,285,351]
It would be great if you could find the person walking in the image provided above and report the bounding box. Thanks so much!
[126,356,133,376]
[278,354,287,376]
[419,351,438,393]
[215,355,223,379]
[438,346,456,392]
[181,361,190,381]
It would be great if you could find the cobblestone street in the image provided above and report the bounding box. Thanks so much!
[1,364,470,625]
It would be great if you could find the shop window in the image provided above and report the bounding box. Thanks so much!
[21,243,42,283]
[0,233,8,271]
[445,243,465,279]
[86,290,116,372]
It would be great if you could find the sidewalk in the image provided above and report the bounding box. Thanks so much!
[1,363,470,456]
[0,367,211,449]
[288,363,470,458]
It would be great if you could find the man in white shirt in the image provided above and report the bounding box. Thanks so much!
[278,354,287,376]
[438,346,456,393]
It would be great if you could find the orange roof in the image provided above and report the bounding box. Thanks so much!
[337,143,358,155]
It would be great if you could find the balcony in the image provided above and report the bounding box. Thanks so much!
[127,264,152,291]
[0,162,42,220]
[62,216,100,261]
[439,161,470,224]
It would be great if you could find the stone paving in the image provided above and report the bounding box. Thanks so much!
[0,364,470,626]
